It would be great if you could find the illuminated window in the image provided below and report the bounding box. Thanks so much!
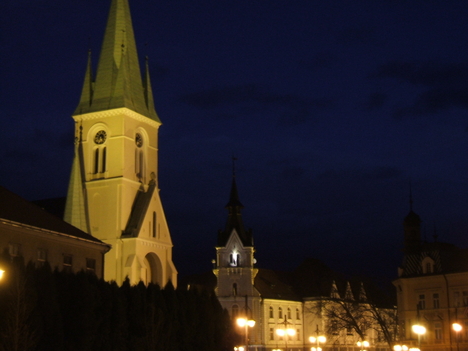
[278,307,283,319]
[433,293,440,309]
[269,306,274,318]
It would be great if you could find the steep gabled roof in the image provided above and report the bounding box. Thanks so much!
[74,0,160,122]
[0,186,106,246]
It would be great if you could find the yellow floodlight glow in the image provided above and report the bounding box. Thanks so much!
[453,323,462,332]
[0,269,4,280]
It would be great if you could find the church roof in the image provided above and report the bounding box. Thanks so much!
[0,185,107,246]
[74,0,159,122]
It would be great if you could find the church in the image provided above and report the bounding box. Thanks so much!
[63,0,177,287]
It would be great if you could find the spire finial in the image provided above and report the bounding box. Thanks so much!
[409,179,413,212]
[232,156,237,178]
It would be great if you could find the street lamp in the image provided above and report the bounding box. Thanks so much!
[411,324,426,349]
[237,317,255,351]
[0,269,4,280]
[393,345,408,351]
[357,340,370,351]
[453,323,463,351]
[310,335,326,351]
[276,328,295,351]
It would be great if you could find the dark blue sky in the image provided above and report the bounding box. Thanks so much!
[2,0,468,280]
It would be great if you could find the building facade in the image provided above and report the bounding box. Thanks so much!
[393,208,468,351]
[64,0,177,286]
[213,176,394,351]
[0,186,109,278]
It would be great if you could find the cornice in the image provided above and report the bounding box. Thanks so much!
[73,108,161,128]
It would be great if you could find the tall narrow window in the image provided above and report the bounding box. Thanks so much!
[152,211,157,238]
[296,308,300,320]
[63,254,73,273]
[434,322,442,340]
[101,147,106,172]
[287,307,291,319]
[269,306,274,318]
[232,305,239,318]
[86,258,96,273]
[232,283,237,296]
[94,148,100,174]
[278,307,283,319]
[433,293,440,309]
[418,294,426,310]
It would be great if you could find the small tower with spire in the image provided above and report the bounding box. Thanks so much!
[403,182,421,254]
[64,0,176,286]
[213,161,258,314]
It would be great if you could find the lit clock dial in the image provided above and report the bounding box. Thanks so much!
[135,133,143,147]
[94,130,107,144]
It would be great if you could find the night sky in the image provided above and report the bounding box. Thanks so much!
[2,0,468,281]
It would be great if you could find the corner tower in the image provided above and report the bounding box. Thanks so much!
[64,0,177,286]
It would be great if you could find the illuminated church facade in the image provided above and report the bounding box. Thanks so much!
[64,0,176,286]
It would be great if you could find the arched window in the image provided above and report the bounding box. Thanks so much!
[232,283,237,296]
[296,308,300,320]
[269,306,274,318]
[278,307,283,319]
[236,254,240,266]
[422,256,435,274]
[287,307,291,319]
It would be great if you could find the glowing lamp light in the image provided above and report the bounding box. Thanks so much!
[394,345,408,351]
[0,269,4,280]
[412,325,426,335]
[453,323,462,332]
[357,341,370,348]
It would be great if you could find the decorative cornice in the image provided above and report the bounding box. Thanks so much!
[73,108,161,128]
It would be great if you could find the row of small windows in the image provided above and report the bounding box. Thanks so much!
[8,243,96,273]
[269,306,300,320]
[418,291,468,310]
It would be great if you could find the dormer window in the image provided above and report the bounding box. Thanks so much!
[422,256,435,274]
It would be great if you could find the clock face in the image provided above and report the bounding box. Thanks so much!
[94,130,107,144]
[135,133,143,147]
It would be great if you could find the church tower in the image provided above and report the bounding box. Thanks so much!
[64,0,177,286]
[213,170,259,317]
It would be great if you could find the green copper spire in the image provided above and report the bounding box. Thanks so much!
[74,0,160,122]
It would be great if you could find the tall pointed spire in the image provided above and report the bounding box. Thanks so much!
[217,159,253,247]
[74,0,160,122]
[64,126,90,233]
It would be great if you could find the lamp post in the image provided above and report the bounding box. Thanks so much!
[237,317,255,351]
[452,323,462,351]
[411,324,426,349]
[276,316,295,351]
[309,325,326,351]
[357,340,370,351]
